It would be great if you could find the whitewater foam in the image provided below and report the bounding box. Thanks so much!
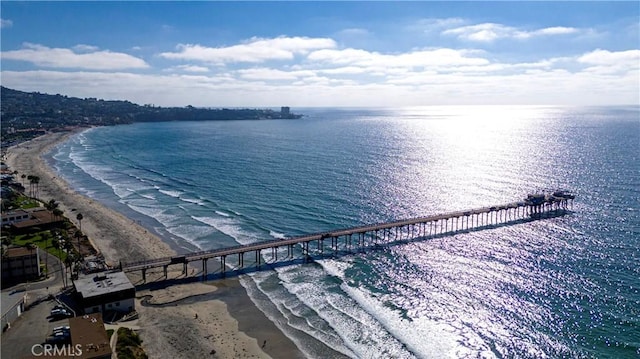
[192,215,262,246]
[269,230,287,239]
[215,210,231,217]
[158,189,183,198]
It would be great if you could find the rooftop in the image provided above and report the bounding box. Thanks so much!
[74,271,134,299]
[2,246,38,258]
[1,290,26,317]
[9,208,61,229]
[69,313,112,359]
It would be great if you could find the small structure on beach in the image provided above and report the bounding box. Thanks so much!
[74,271,135,314]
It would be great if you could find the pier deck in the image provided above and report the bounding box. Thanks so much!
[121,191,574,281]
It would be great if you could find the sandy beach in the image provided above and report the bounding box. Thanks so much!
[4,130,305,359]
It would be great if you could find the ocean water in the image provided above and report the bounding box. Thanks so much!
[48,106,639,358]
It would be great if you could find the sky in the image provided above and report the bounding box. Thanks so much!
[1,1,638,107]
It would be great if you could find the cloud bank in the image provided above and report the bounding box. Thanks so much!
[2,43,149,70]
[1,19,637,106]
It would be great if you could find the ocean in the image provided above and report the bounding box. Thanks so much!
[47,106,639,358]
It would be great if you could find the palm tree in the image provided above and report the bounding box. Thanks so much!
[65,253,75,286]
[32,176,40,199]
[27,175,34,197]
[25,175,41,198]
[51,237,60,254]
[53,208,64,222]
[45,199,59,222]
[76,213,83,233]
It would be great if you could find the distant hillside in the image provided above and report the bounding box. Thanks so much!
[0,87,300,146]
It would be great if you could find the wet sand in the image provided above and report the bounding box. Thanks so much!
[4,130,305,358]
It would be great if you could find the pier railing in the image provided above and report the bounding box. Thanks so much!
[120,191,574,281]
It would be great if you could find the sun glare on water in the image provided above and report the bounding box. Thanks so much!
[378,105,554,213]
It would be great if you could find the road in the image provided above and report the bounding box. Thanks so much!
[1,251,71,359]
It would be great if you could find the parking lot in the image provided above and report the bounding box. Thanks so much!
[1,293,73,358]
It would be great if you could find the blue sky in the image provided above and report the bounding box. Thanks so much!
[1,1,638,107]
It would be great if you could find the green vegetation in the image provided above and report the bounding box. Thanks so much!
[2,179,88,281]
[1,190,39,211]
[15,196,40,209]
[1,86,301,147]
[106,329,115,340]
[116,327,148,359]
[11,231,71,263]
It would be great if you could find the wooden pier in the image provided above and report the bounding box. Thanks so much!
[121,191,574,281]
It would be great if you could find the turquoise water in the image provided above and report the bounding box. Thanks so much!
[49,106,639,358]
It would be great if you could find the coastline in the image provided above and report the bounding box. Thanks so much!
[4,130,305,358]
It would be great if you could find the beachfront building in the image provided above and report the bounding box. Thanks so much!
[74,271,135,315]
[1,209,31,226]
[69,313,112,359]
[4,207,64,234]
[1,246,41,285]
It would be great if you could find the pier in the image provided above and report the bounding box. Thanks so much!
[121,191,575,281]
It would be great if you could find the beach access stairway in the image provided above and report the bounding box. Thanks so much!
[121,191,575,281]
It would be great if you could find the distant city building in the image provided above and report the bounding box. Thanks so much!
[281,106,290,116]
[69,313,112,359]
[74,271,135,314]
[1,246,41,284]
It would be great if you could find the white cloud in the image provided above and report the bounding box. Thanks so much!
[237,68,316,81]
[577,49,640,75]
[1,39,637,107]
[443,23,514,42]
[307,48,374,65]
[319,66,369,75]
[337,28,371,36]
[408,17,466,33]
[2,51,637,108]
[533,27,578,36]
[1,43,149,70]
[165,64,210,73]
[307,47,489,69]
[1,18,13,28]
[443,23,579,42]
[160,36,337,64]
[578,49,640,65]
[73,44,100,53]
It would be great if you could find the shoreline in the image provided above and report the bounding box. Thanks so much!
[4,130,305,358]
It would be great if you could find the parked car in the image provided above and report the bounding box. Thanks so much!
[51,331,70,338]
[52,325,70,334]
[50,308,72,318]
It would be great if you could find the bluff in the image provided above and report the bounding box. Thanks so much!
[0,87,300,146]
